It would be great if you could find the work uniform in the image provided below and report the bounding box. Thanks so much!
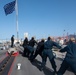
[30,39,44,61]
[22,37,28,48]
[22,37,29,57]
[11,35,14,47]
[57,41,76,75]
[41,38,61,72]
[27,37,37,58]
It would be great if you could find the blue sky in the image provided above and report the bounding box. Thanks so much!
[0,0,76,40]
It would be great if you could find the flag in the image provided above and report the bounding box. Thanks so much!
[4,1,16,15]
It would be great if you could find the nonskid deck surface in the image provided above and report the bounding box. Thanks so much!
[10,46,74,75]
[0,46,75,75]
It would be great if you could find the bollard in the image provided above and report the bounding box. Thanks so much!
[17,63,21,70]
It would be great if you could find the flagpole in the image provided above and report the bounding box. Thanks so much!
[15,0,19,41]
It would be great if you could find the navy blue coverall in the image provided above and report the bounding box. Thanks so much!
[41,38,61,72]
[57,41,76,75]
[30,39,44,61]
[27,37,37,58]
[22,37,29,57]
[11,35,14,47]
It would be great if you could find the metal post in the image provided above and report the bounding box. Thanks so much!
[15,0,19,41]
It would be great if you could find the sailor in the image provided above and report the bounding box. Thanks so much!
[11,35,14,47]
[40,36,61,74]
[22,37,29,57]
[27,37,37,58]
[30,39,45,62]
[22,37,28,48]
[57,37,76,75]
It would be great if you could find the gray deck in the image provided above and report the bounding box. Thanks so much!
[10,54,74,75]
[0,47,74,75]
[0,50,7,62]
